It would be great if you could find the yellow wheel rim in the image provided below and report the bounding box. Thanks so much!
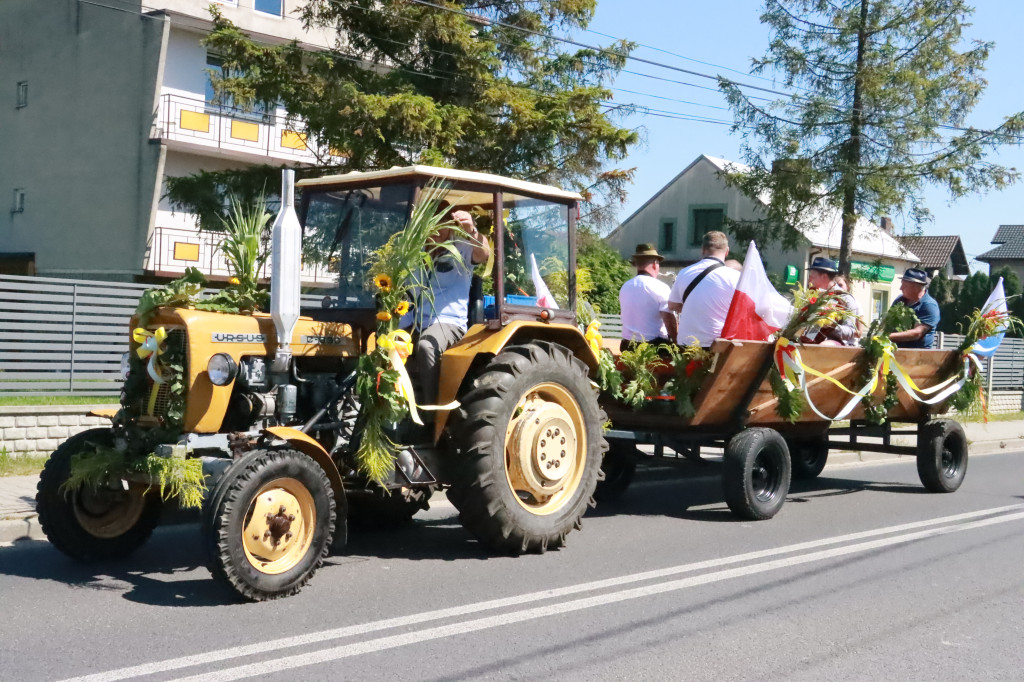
[504,382,587,516]
[72,484,147,539]
[241,478,316,575]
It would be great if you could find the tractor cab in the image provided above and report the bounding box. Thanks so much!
[297,166,582,335]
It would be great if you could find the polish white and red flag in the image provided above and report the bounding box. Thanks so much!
[720,241,793,341]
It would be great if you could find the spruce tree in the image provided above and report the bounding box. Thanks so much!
[720,0,1024,275]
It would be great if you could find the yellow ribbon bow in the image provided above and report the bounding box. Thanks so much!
[585,321,603,356]
[378,329,458,425]
[132,327,169,416]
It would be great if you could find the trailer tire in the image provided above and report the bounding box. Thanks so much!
[722,428,791,520]
[916,419,968,493]
[788,433,829,480]
[449,341,606,554]
[36,429,162,562]
[595,441,637,502]
[204,449,335,601]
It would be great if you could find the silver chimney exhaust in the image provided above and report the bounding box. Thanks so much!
[270,169,301,376]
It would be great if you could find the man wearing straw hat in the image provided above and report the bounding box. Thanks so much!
[618,243,676,352]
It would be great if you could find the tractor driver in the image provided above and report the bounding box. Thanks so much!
[411,209,491,412]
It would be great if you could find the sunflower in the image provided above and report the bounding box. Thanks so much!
[376,310,393,322]
[394,301,410,316]
[374,273,392,291]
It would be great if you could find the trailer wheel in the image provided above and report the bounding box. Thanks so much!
[788,433,829,480]
[722,428,791,520]
[204,449,335,601]
[449,341,606,554]
[36,429,162,562]
[595,441,637,502]
[916,419,968,493]
[347,484,435,529]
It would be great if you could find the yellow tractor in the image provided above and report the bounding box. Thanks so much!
[36,166,607,601]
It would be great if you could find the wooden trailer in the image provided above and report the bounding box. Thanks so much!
[600,339,969,519]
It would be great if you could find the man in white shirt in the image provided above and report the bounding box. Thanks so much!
[618,243,676,352]
[412,210,490,407]
[666,231,740,347]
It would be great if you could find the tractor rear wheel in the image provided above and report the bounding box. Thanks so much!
[449,342,606,554]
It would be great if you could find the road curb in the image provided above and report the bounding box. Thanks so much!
[0,514,45,545]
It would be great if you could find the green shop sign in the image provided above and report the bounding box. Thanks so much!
[850,260,895,282]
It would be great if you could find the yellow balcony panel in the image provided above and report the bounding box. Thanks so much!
[173,242,201,262]
[281,130,308,150]
[231,120,260,142]
[179,110,210,133]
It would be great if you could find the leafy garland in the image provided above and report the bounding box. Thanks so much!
[857,304,918,424]
[67,197,272,507]
[663,342,712,418]
[584,325,710,417]
[355,183,462,485]
[772,285,859,422]
[949,305,1024,419]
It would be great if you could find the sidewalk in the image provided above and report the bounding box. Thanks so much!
[2,420,1023,545]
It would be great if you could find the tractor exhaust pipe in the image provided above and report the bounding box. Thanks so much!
[270,169,301,377]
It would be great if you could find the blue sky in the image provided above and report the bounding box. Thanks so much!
[585,1,1023,270]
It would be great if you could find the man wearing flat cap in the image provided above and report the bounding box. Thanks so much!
[805,256,861,345]
[889,267,940,348]
[618,243,676,352]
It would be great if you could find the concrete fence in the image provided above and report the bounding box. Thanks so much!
[0,405,113,456]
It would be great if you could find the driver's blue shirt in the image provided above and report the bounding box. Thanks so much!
[892,292,940,349]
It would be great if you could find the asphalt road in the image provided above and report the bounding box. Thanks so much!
[2,451,1023,681]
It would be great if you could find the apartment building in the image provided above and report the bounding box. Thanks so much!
[1,0,336,282]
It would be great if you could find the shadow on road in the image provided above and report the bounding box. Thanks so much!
[0,510,485,608]
[590,456,928,522]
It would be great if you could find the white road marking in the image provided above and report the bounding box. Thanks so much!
[65,504,1024,682]
[170,509,1024,682]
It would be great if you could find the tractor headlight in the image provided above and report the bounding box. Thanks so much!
[120,351,131,379]
[207,353,238,386]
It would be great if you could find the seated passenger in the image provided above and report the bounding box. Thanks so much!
[803,257,860,346]
[889,268,940,349]
[666,231,740,348]
[618,243,676,352]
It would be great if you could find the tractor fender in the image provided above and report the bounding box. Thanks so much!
[433,320,597,441]
[262,426,344,498]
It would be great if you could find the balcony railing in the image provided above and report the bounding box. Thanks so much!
[145,225,337,284]
[155,93,332,163]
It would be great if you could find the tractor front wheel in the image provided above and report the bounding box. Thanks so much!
[203,449,335,601]
[36,429,162,562]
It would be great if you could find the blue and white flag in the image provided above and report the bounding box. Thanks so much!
[971,277,1007,358]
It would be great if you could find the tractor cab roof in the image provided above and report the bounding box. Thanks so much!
[296,165,583,205]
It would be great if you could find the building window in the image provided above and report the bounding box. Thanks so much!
[11,188,25,213]
[691,207,724,246]
[871,290,889,322]
[254,0,283,16]
[659,219,676,254]
[16,81,27,108]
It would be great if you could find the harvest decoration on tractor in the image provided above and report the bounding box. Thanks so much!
[36,166,607,602]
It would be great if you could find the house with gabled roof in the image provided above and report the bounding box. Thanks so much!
[606,154,920,324]
[978,225,1024,282]
[895,235,970,280]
